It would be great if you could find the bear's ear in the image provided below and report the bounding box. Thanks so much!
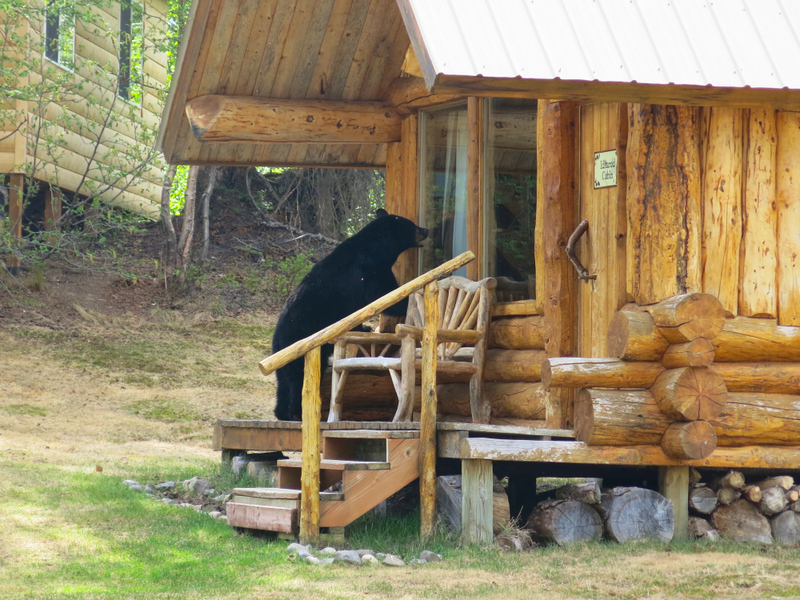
[375,208,389,218]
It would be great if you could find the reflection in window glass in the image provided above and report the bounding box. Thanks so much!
[418,104,469,277]
[485,99,537,301]
[44,2,75,69]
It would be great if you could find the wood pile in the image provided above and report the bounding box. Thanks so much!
[688,469,800,545]
[542,292,800,457]
[525,482,674,546]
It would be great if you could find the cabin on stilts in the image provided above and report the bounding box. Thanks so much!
[157,0,800,546]
[1,0,169,271]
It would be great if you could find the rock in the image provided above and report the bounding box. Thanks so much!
[128,484,143,492]
[375,553,386,561]
[320,558,335,566]
[122,479,139,487]
[183,477,197,491]
[214,493,230,503]
[361,554,379,565]
[318,547,337,556]
[202,487,216,497]
[287,543,310,555]
[161,498,174,505]
[410,558,427,565]
[155,481,175,490]
[496,531,533,552]
[420,550,442,562]
[144,485,155,495]
[208,511,222,519]
[382,554,405,567]
[333,550,361,565]
[305,555,320,565]
[356,548,375,558]
[231,456,247,475]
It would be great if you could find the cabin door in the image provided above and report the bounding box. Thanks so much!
[576,103,628,358]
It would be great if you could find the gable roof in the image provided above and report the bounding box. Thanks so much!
[401,0,800,105]
[158,0,800,167]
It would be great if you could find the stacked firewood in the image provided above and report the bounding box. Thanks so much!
[688,469,800,545]
[542,292,800,455]
[525,482,674,546]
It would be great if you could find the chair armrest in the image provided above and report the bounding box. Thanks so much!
[396,324,482,344]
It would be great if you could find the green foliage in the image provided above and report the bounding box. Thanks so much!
[169,164,190,214]
[263,252,314,302]
[1,403,48,417]
[126,397,202,423]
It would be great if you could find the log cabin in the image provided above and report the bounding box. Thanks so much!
[157,0,800,545]
[2,0,170,265]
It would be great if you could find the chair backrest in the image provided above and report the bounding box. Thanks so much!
[405,276,497,360]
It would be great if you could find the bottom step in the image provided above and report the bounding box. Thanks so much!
[227,501,296,534]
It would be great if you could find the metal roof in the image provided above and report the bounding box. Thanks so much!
[402,0,800,92]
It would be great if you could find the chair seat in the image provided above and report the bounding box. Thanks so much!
[333,356,402,371]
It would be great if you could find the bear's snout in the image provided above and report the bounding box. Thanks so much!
[415,227,429,246]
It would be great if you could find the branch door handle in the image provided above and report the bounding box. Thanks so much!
[565,219,596,281]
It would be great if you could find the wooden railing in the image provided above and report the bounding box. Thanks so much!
[260,251,475,545]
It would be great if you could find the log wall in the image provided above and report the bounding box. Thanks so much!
[4,2,169,216]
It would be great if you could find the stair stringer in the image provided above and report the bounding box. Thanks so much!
[319,437,420,528]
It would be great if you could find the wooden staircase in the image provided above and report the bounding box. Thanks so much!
[226,429,420,535]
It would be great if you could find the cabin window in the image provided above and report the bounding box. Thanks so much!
[485,98,538,300]
[418,103,470,277]
[118,0,144,103]
[418,99,538,299]
[44,2,75,68]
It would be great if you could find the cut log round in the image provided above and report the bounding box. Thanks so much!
[714,470,746,490]
[661,338,715,368]
[554,481,602,505]
[526,499,603,546]
[647,293,726,343]
[689,516,720,541]
[689,487,719,515]
[651,367,728,421]
[717,488,741,506]
[753,476,794,491]
[711,499,772,544]
[760,486,789,516]
[660,421,717,460]
[771,511,800,545]
[598,487,674,543]
[742,485,762,504]
[607,309,670,361]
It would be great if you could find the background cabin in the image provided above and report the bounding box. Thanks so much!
[158,0,800,544]
[2,0,170,258]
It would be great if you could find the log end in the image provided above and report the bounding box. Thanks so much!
[660,420,718,460]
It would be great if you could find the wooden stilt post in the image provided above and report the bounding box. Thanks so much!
[658,465,689,542]
[7,174,23,272]
[299,346,322,546]
[419,281,438,542]
[462,458,493,545]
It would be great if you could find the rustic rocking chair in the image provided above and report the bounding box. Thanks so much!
[328,276,497,424]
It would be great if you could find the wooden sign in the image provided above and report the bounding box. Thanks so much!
[594,149,617,188]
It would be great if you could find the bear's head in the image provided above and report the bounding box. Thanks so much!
[344,209,428,266]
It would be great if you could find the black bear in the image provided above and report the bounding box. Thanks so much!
[271,209,428,420]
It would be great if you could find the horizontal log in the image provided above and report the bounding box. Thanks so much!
[661,338,715,368]
[437,382,547,421]
[489,315,545,349]
[576,388,800,447]
[186,95,402,144]
[542,357,665,389]
[484,349,546,382]
[396,324,482,344]
[710,362,800,394]
[607,309,670,360]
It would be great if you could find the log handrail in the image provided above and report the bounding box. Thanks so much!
[259,251,476,376]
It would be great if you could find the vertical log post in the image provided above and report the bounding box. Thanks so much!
[776,111,800,326]
[462,458,494,546]
[658,466,689,541]
[7,174,24,273]
[466,97,485,282]
[419,282,438,542]
[299,346,322,547]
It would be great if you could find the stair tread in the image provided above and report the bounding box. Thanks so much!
[230,488,344,502]
[277,458,390,471]
[322,429,419,439]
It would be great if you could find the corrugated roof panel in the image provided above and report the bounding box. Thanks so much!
[406,0,800,92]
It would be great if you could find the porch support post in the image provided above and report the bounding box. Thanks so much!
[461,458,493,545]
[658,465,689,541]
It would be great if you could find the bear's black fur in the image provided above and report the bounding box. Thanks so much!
[271,209,428,420]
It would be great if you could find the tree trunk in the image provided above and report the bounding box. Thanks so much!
[176,165,199,282]
[711,499,772,544]
[689,487,718,515]
[759,487,788,516]
[554,481,602,504]
[159,165,178,272]
[200,166,220,263]
[598,487,674,543]
[717,488,741,506]
[771,511,800,545]
[526,499,603,546]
